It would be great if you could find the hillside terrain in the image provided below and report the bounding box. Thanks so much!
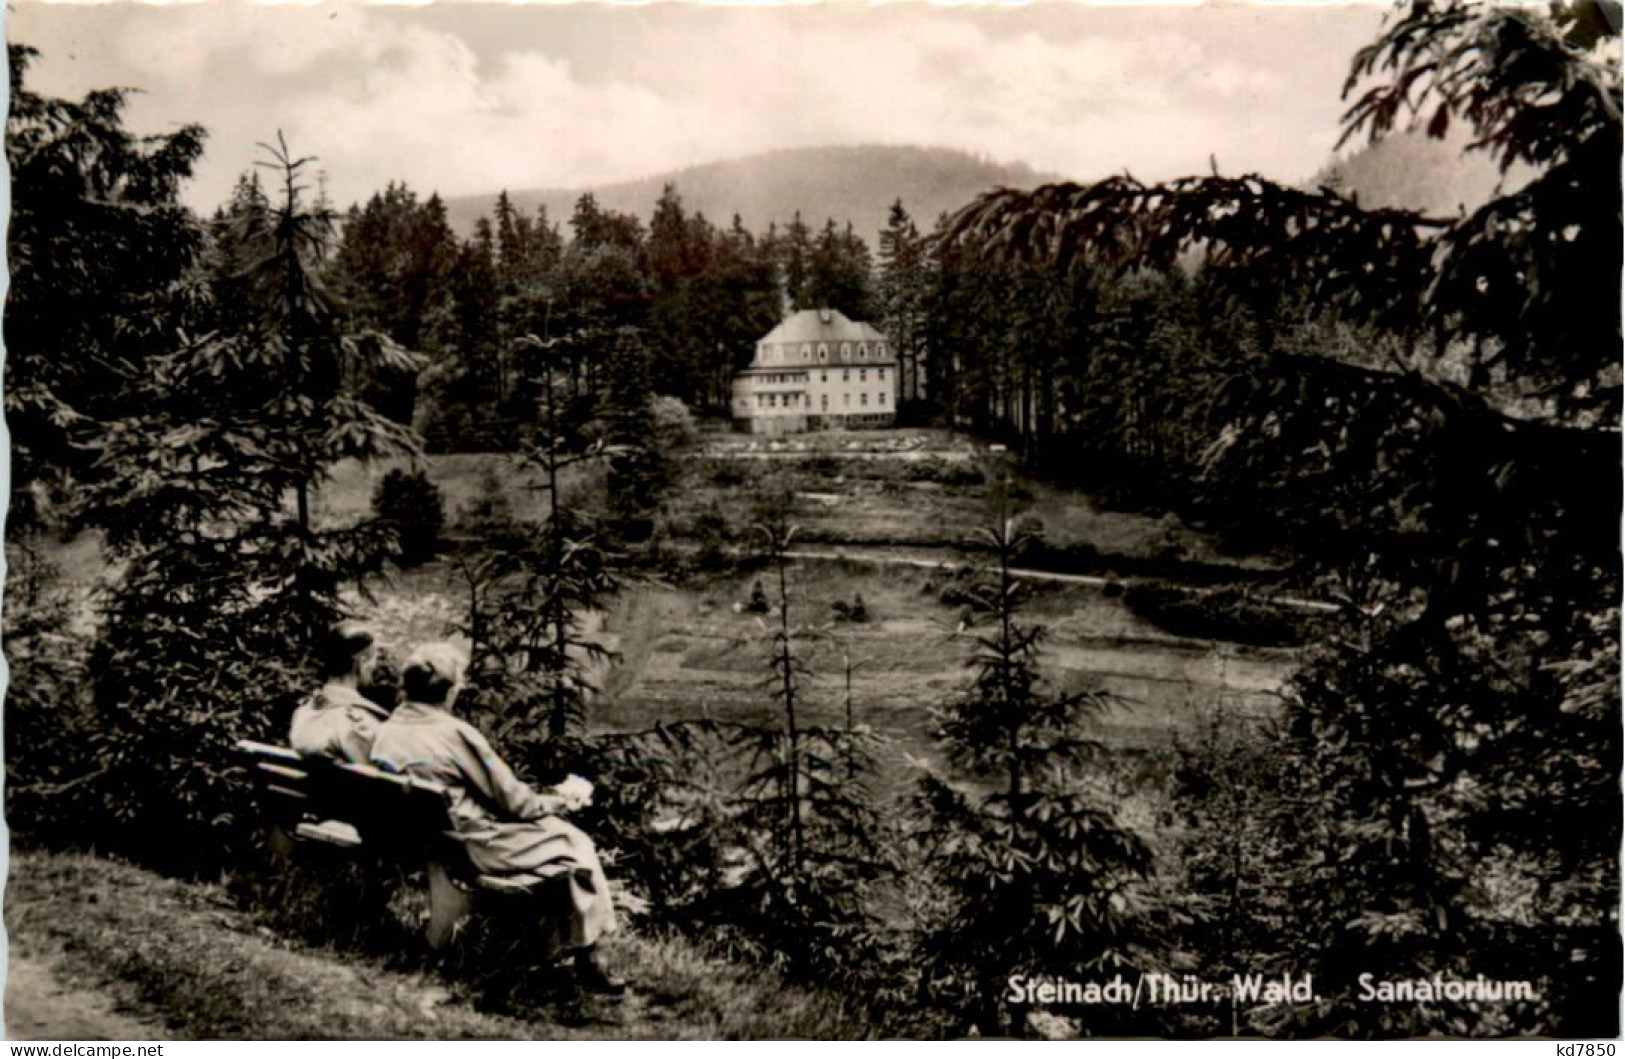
[1311,126,1536,216]
[441,130,1532,251]
[301,431,1303,768]
[442,144,1058,246]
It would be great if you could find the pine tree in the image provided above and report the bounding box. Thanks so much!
[878,200,931,409]
[780,211,812,312]
[456,328,620,777]
[808,219,874,321]
[601,327,664,539]
[5,44,206,530]
[915,512,1153,1036]
[728,506,896,983]
[78,135,421,870]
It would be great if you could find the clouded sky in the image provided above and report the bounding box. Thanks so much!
[9,2,1390,214]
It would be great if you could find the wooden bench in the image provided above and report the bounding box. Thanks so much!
[235,739,577,950]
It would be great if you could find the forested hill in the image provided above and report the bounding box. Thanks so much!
[1310,126,1536,217]
[443,144,1058,245]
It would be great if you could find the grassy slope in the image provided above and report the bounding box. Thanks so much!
[6,851,874,1040]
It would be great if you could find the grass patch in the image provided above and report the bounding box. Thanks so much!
[6,850,877,1040]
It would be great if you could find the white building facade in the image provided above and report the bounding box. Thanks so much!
[731,308,897,434]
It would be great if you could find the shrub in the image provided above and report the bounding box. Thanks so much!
[3,541,96,845]
[705,460,750,489]
[652,395,699,451]
[936,566,981,608]
[371,467,446,567]
[456,466,509,531]
[1123,582,1311,647]
[832,592,870,623]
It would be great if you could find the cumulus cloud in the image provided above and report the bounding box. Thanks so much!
[9,2,1377,212]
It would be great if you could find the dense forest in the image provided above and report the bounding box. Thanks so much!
[4,0,1619,1039]
[308,179,885,447]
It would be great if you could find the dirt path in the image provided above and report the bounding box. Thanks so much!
[6,951,167,1040]
[782,547,1336,613]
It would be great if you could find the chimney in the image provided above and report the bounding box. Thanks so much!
[818,308,833,324]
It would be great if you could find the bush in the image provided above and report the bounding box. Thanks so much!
[936,566,981,608]
[371,467,446,567]
[832,592,869,623]
[4,542,96,846]
[704,460,750,489]
[652,395,699,451]
[456,465,527,550]
[1123,583,1312,647]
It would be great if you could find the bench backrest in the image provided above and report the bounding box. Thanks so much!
[236,739,469,869]
[237,739,316,826]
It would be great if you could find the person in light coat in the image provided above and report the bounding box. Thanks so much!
[370,642,625,994]
[290,623,389,763]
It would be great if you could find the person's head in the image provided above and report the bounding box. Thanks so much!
[318,622,377,683]
[400,642,468,708]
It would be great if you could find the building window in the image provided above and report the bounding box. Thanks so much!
[859,369,867,382]
[819,348,827,363]
[841,343,851,357]
[879,391,887,405]
[844,393,850,407]
[801,344,812,358]
[879,368,886,380]
[876,343,886,356]
[818,343,829,359]
[821,394,828,410]
[803,349,810,362]
[843,369,850,382]
[859,346,868,361]
[821,372,828,382]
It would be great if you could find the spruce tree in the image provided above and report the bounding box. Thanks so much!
[915,512,1153,1036]
[79,135,421,871]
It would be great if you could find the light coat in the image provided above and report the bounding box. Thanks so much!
[289,684,390,763]
[370,701,617,949]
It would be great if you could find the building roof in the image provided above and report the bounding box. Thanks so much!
[759,308,887,346]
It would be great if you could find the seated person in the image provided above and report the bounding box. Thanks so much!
[290,622,389,763]
[370,642,625,994]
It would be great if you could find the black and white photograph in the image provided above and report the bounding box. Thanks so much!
[2,0,1619,1041]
